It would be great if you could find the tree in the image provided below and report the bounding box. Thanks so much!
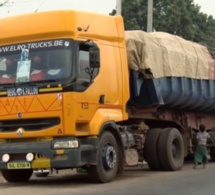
[122,0,215,49]
[122,0,146,30]
[0,0,10,6]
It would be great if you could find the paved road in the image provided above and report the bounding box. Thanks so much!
[0,162,214,195]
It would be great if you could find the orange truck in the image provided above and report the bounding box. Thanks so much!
[0,9,215,183]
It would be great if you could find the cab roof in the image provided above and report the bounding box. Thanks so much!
[0,10,125,45]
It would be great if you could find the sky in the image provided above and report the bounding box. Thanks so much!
[0,0,214,18]
[194,0,215,17]
[0,0,117,18]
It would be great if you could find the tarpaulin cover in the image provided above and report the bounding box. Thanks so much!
[125,30,215,80]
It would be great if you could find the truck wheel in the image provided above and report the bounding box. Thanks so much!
[185,153,194,161]
[209,132,215,161]
[192,132,198,145]
[144,128,164,170]
[158,128,184,171]
[87,131,119,183]
[210,146,215,161]
[1,169,33,183]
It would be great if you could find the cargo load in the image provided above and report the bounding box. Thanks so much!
[126,31,215,112]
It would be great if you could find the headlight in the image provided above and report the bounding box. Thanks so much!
[53,140,79,149]
[2,154,10,162]
[26,153,34,162]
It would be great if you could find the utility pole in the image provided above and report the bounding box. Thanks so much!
[147,0,153,32]
[116,0,122,15]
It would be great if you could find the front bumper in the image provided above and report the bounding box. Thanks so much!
[0,137,98,170]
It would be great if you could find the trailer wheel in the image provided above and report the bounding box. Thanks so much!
[210,146,215,162]
[158,128,184,171]
[1,169,33,183]
[144,128,164,170]
[208,131,215,162]
[185,153,194,161]
[87,131,119,183]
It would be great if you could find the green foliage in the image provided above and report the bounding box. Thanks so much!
[122,0,215,49]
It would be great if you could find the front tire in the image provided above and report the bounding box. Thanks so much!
[87,131,119,183]
[158,128,184,171]
[1,169,33,183]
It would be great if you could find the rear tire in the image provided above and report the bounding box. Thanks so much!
[185,153,194,161]
[144,128,164,170]
[1,169,33,183]
[158,128,184,171]
[87,131,119,183]
[208,132,215,161]
[210,146,215,161]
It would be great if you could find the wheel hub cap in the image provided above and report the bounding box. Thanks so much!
[102,144,117,170]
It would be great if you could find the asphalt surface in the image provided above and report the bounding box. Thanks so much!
[0,162,215,195]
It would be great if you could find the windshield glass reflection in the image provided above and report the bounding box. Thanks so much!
[0,39,73,84]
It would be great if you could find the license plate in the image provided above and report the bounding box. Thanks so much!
[7,162,31,169]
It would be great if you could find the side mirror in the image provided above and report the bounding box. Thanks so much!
[89,46,100,68]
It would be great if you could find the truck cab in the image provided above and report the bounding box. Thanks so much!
[0,10,129,183]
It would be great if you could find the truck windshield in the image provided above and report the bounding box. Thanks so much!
[0,39,73,85]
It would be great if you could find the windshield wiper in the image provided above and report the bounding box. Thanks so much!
[15,79,58,86]
[0,79,58,89]
[64,79,92,88]
[0,83,16,90]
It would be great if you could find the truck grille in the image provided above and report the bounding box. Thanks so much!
[0,118,60,132]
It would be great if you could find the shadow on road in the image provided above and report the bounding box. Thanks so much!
[0,161,210,187]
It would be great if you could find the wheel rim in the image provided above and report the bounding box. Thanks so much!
[172,143,177,157]
[102,144,117,170]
